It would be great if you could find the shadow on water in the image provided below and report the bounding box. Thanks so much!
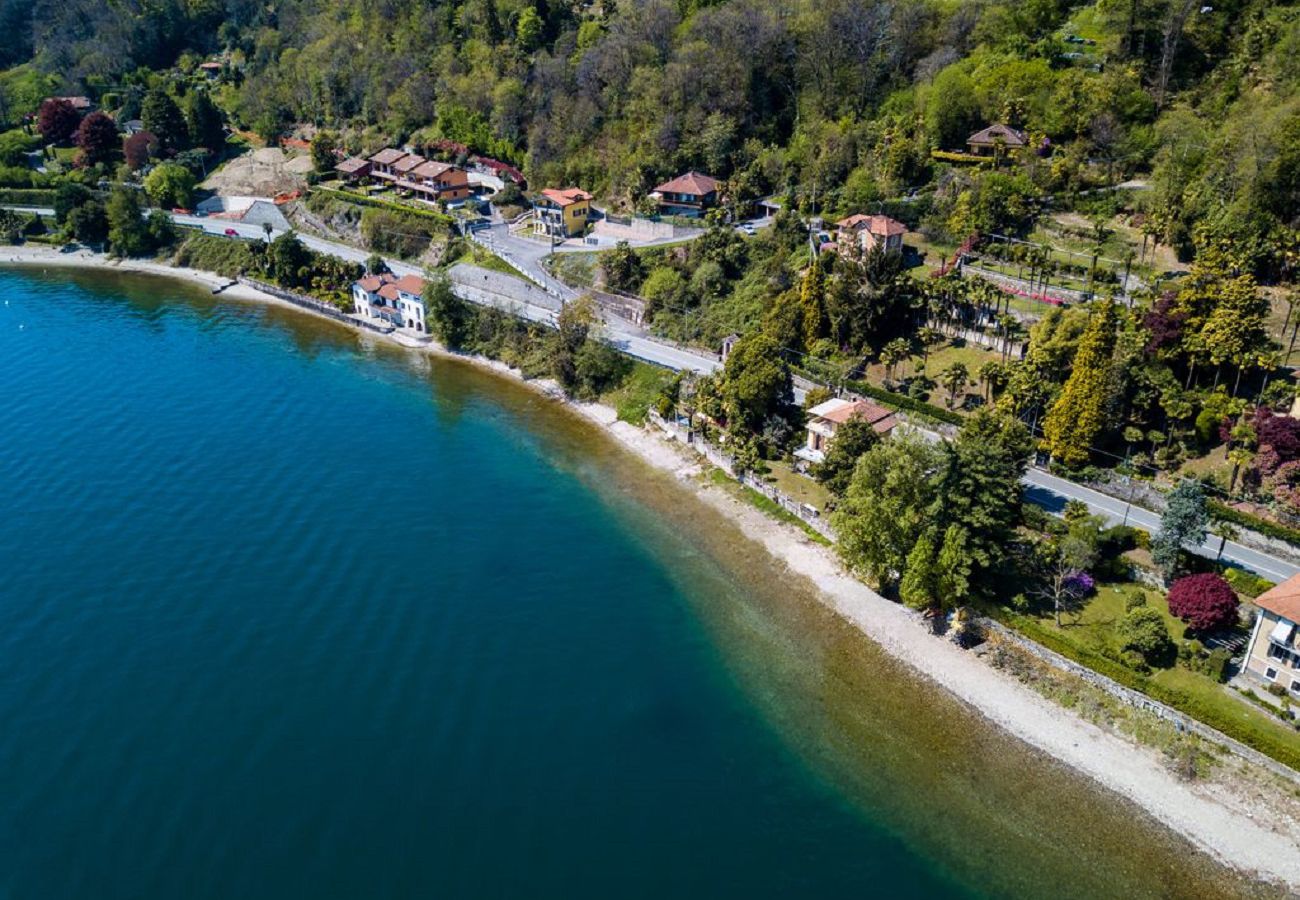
[9,265,1279,900]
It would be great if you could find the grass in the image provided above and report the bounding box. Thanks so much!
[599,362,674,426]
[703,467,832,546]
[1009,582,1300,768]
[760,459,834,512]
[459,243,530,281]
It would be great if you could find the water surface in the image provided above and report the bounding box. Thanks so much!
[0,268,1262,898]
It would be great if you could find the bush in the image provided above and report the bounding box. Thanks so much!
[1221,567,1273,599]
[1166,573,1240,633]
[1124,589,1148,611]
[1118,606,1175,664]
[1209,500,1300,549]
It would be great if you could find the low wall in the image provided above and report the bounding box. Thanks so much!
[983,619,1300,785]
[647,410,834,540]
[237,277,393,334]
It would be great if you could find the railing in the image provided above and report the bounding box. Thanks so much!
[647,411,834,540]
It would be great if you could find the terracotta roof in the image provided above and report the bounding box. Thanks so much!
[653,171,719,196]
[967,124,1027,147]
[540,187,592,207]
[357,275,386,292]
[393,274,425,295]
[369,148,408,165]
[837,214,906,236]
[55,96,93,110]
[199,61,222,70]
[810,398,896,433]
[392,154,425,174]
[410,160,456,180]
[378,284,402,301]
[1254,574,1300,623]
[336,157,371,174]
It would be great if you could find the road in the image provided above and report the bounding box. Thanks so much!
[1024,468,1300,582]
[9,203,1295,579]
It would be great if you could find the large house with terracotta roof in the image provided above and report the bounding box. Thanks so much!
[835,214,907,254]
[534,187,592,237]
[796,398,897,465]
[1243,574,1300,696]
[352,273,427,332]
[650,171,720,216]
[368,147,409,180]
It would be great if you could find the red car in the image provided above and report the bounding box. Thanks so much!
[224,228,238,237]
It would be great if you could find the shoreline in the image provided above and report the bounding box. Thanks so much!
[5,247,1300,889]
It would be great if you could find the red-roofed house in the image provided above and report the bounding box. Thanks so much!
[352,272,427,332]
[534,187,592,238]
[836,214,907,254]
[650,171,720,216]
[1244,574,1300,696]
[400,160,471,203]
[796,398,897,465]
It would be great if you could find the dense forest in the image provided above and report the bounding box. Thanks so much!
[1,0,1296,270]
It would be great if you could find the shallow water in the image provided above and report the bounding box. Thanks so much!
[0,267,1264,898]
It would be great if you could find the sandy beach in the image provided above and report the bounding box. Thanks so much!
[6,246,1300,890]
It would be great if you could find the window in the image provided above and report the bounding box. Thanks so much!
[1265,667,1278,680]
[1292,679,1300,693]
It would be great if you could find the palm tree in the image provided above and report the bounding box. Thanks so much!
[941,361,970,408]
[880,337,910,385]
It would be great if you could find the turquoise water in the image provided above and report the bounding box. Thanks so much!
[0,268,1255,899]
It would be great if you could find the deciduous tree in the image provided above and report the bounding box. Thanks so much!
[1166,573,1239,633]
[74,111,118,166]
[37,98,79,143]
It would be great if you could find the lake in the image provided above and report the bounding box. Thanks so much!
[0,267,1258,899]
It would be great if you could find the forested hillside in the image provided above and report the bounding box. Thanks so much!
[1,0,1296,272]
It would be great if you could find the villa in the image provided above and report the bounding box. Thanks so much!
[534,187,592,238]
[796,398,897,465]
[352,273,427,332]
[835,214,907,254]
[1243,574,1300,697]
[400,159,471,203]
[650,171,719,217]
[368,148,409,181]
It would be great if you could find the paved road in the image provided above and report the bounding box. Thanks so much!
[13,204,1295,579]
[1024,468,1300,582]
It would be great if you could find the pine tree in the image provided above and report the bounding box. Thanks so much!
[1042,300,1118,466]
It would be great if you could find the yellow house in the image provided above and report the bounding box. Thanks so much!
[534,187,592,238]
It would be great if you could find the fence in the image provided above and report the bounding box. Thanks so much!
[237,277,394,334]
[647,410,835,540]
[466,225,571,301]
[982,619,1300,785]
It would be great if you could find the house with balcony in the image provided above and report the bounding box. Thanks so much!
[368,148,410,182]
[400,160,471,203]
[352,273,427,332]
[533,187,592,238]
[835,214,907,255]
[795,398,897,465]
[1243,574,1300,697]
[650,171,720,217]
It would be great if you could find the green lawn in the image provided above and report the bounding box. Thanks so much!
[760,459,834,512]
[1018,583,1300,766]
[704,467,832,546]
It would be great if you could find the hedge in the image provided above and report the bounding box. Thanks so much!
[1209,499,1300,551]
[309,186,454,225]
[0,187,57,206]
[1001,612,1300,772]
[844,378,965,426]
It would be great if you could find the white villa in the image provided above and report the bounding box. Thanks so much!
[796,398,897,465]
[352,273,427,332]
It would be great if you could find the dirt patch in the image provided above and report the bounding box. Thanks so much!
[202,148,311,197]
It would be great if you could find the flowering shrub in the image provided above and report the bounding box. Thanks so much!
[1063,571,1095,597]
[1166,573,1239,633]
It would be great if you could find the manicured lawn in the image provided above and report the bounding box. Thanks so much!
[1022,582,1300,761]
[704,468,831,546]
